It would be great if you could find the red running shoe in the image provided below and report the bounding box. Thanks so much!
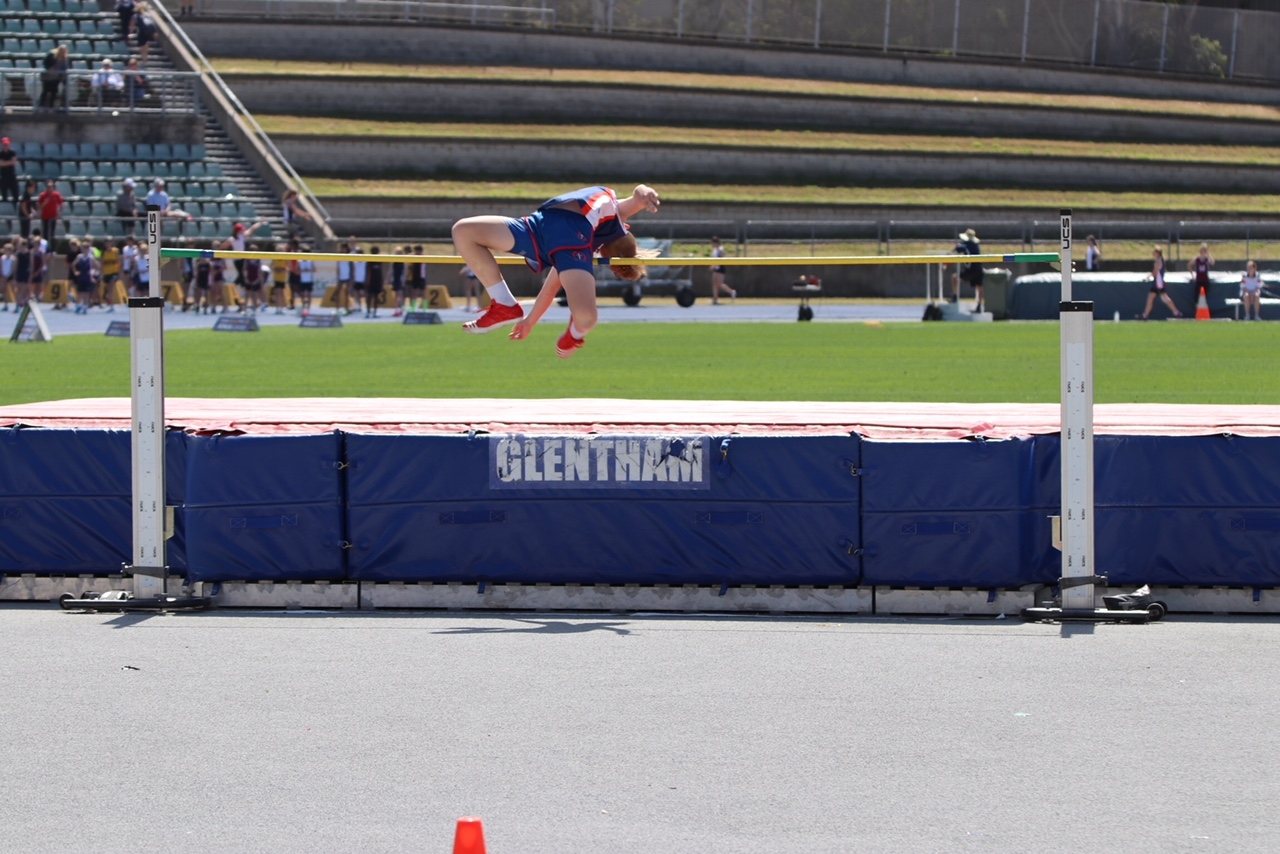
[556,325,585,359]
[463,300,524,333]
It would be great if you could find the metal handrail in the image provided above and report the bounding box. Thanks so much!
[150,0,331,225]
[196,0,554,27]
[0,67,200,113]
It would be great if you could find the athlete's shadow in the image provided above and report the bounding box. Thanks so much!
[434,618,632,636]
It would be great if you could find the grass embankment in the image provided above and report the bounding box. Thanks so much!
[258,115,1280,168]
[4,323,1278,407]
[213,59,1280,123]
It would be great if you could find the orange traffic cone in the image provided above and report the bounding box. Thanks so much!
[1195,290,1211,320]
[453,817,487,854]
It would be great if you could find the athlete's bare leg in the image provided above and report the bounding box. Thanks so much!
[452,217,516,287]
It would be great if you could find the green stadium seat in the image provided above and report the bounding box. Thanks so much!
[89,201,108,217]
[171,144,192,161]
[97,143,117,159]
[134,143,153,161]
[198,221,221,239]
[153,143,172,160]
[96,162,117,178]
[191,145,207,160]
[59,20,78,37]
[91,181,110,196]
[55,180,72,196]
[76,161,96,176]
[114,142,134,159]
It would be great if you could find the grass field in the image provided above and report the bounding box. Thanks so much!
[3,322,1277,407]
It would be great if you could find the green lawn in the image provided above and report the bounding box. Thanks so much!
[3,322,1277,407]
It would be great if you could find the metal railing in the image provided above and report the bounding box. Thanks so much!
[320,215,1280,260]
[193,0,1280,84]
[152,0,332,229]
[195,0,554,26]
[0,68,201,113]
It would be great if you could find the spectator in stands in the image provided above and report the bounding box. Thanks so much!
[408,244,426,311]
[116,178,139,235]
[134,4,158,66]
[19,180,37,239]
[1138,246,1183,320]
[1,242,14,311]
[239,245,264,312]
[459,263,479,312]
[281,189,313,238]
[145,178,171,215]
[0,138,20,208]
[1189,242,1215,306]
[13,237,31,306]
[708,235,735,305]
[134,239,151,296]
[91,59,126,106]
[71,240,101,315]
[100,238,121,311]
[193,252,212,313]
[390,247,406,317]
[1240,260,1264,322]
[124,58,151,103]
[297,248,316,316]
[117,0,136,41]
[366,246,385,318]
[37,180,64,243]
[1085,234,1102,272]
[29,235,45,303]
[270,246,289,314]
[39,45,69,111]
[224,221,265,287]
[350,244,367,316]
[122,235,141,296]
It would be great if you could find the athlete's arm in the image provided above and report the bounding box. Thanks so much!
[509,270,562,340]
[616,185,660,221]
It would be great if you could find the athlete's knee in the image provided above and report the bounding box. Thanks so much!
[572,304,598,333]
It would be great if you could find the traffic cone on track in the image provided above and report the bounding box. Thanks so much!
[453,817,487,854]
[1195,290,1211,320]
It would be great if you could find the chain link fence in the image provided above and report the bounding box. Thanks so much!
[200,0,1280,82]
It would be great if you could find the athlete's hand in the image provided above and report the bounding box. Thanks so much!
[632,185,661,213]
[509,319,534,341]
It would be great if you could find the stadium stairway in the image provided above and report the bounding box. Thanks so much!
[0,0,289,243]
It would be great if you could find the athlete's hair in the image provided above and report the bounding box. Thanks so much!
[600,232,645,281]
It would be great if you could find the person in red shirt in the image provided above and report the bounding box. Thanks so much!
[37,180,64,242]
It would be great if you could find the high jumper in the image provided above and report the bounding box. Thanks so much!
[450,184,661,357]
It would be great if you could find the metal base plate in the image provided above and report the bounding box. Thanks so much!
[58,591,212,613]
[1022,606,1151,623]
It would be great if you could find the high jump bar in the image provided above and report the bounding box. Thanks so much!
[157,248,1061,266]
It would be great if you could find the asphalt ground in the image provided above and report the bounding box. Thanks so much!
[6,296,922,338]
[3,606,1278,853]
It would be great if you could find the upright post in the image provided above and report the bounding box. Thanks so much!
[127,205,167,596]
[883,0,891,52]
[952,0,961,55]
[813,0,822,49]
[1158,3,1169,72]
[1090,0,1100,66]
[1229,10,1239,78]
[1058,210,1096,613]
[1020,0,1031,62]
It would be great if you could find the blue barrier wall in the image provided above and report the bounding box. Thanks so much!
[3,427,1279,588]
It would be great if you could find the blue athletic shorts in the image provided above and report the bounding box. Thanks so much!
[505,208,595,275]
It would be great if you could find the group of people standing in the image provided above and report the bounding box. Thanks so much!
[0,232,147,314]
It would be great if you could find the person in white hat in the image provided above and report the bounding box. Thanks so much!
[950,227,984,311]
[115,178,138,235]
